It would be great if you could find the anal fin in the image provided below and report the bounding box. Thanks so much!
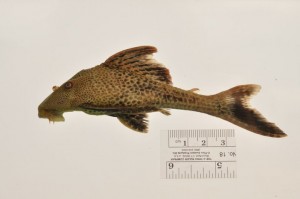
[116,114,148,133]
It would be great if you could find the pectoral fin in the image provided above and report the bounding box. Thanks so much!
[116,114,148,133]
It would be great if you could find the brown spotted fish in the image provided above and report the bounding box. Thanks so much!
[38,46,286,137]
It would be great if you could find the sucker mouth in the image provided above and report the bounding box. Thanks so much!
[38,109,65,122]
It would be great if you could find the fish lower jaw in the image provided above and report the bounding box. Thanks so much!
[47,116,65,122]
[40,115,65,122]
[38,109,65,122]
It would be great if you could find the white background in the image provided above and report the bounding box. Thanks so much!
[1,1,299,198]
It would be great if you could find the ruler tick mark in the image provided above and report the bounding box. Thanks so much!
[161,129,236,179]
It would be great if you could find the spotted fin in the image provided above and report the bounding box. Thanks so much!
[213,84,286,138]
[116,114,148,133]
[104,46,172,84]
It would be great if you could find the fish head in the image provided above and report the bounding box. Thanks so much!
[38,67,101,122]
[38,79,82,122]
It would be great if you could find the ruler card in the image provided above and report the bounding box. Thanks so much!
[160,129,237,179]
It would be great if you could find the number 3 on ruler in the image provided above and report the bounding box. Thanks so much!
[221,140,226,145]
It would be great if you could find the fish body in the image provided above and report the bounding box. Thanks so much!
[38,46,286,137]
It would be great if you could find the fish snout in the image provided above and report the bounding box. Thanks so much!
[38,106,65,122]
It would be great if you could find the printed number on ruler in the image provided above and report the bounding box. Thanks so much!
[160,129,237,179]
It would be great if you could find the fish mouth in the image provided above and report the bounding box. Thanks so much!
[38,108,65,122]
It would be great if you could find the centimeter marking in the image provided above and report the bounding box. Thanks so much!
[168,129,235,139]
[161,129,237,179]
[168,129,235,148]
[166,161,236,179]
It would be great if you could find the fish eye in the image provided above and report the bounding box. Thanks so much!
[64,81,73,89]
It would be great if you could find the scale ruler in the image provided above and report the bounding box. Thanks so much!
[160,129,237,179]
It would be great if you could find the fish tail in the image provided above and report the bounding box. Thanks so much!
[212,84,286,137]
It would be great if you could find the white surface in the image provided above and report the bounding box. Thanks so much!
[1,1,299,199]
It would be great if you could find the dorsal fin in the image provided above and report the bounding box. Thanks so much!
[104,46,172,84]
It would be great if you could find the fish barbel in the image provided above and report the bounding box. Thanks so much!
[38,46,286,137]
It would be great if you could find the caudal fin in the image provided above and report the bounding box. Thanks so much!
[215,84,286,138]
